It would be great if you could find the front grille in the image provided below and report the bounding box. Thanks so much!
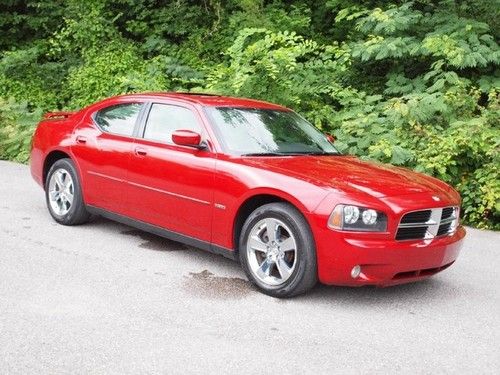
[396,226,428,241]
[441,207,454,220]
[400,210,432,224]
[396,206,458,241]
[437,222,452,236]
[392,261,455,280]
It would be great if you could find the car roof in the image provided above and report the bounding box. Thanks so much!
[110,92,289,110]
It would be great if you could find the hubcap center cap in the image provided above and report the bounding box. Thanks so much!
[266,245,281,262]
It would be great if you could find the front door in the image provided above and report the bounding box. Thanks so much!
[127,102,215,242]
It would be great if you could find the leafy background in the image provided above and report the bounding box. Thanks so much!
[0,0,498,229]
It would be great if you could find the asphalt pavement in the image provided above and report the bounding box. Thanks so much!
[0,160,498,374]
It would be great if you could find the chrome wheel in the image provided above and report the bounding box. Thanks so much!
[48,168,74,216]
[246,218,297,286]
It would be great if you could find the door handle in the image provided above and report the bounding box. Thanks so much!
[76,135,87,144]
[134,147,147,156]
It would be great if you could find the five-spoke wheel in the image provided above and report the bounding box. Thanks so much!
[240,202,317,298]
[48,168,75,216]
[246,218,297,286]
[45,158,90,225]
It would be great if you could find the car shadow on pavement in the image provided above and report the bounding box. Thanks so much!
[299,277,460,307]
[87,216,459,304]
[174,242,459,306]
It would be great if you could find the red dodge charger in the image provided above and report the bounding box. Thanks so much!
[30,93,465,297]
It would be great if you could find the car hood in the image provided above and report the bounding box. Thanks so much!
[239,155,451,198]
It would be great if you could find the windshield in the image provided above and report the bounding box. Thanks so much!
[205,107,340,156]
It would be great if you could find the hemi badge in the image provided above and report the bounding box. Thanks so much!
[432,196,440,202]
[214,203,226,210]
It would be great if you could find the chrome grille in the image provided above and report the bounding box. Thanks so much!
[441,207,454,220]
[396,206,459,241]
[400,210,432,224]
[437,222,452,236]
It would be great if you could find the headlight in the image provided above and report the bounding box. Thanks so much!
[328,204,387,232]
[343,205,359,224]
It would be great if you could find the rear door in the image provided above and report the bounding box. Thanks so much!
[127,101,216,242]
[72,101,145,215]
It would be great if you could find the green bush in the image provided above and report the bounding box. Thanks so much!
[0,98,41,163]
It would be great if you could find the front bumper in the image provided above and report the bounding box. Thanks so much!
[313,224,466,286]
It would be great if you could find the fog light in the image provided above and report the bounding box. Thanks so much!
[351,265,361,279]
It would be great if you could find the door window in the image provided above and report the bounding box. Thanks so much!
[143,104,201,144]
[94,103,142,136]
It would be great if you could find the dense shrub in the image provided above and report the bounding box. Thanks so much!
[0,0,498,229]
[0,98,41,163]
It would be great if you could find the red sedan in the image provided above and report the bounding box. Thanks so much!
[30,93,465,297]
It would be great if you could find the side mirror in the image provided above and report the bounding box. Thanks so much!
[172,129,204,149]
[325,133,335,143]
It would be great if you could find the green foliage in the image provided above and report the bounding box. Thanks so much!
[0,98,41,163]
[64,43,146,108]
[0,0,498,229]
[0,43,62,109]
[207,28,351,106]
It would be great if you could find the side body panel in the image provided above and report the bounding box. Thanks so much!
[124,100,215,242]
[30,115,81,187]
[71,124,133,214]
[210,156,330,250]
[127,141,216,242]
[70,99,144,214]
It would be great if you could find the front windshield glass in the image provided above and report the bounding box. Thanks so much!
[205,107,340,156]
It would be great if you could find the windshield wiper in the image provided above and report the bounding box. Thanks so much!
[297,151,340,155]
[242,151,341,156]
[263,151,340,156]
[241,152,290,157]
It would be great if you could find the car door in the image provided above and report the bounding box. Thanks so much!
[72,101,144,215]
[127,102,215,242]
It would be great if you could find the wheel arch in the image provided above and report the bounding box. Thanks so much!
[232,191,314,254]
[42,149,75,188]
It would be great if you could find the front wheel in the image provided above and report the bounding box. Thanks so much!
[239,203,317,298]
[45,158,90,225]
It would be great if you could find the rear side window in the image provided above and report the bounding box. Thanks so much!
[143,103,201,144]
[94,103,142,136]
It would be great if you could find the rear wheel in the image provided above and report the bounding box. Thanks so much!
[45,158,90,225]
[239,203,317,298]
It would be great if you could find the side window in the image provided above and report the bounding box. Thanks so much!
[143,104,201,144]
[94,103,142,137]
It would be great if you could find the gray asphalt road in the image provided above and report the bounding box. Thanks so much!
[0,160,498,374]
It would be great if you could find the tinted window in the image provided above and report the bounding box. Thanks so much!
[94,103,142,136]
[143,104,201,144]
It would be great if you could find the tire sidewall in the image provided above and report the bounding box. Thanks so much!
[45,158,85,225]
[239,203,316,298]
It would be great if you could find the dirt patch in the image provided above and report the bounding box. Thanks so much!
[121,229,188,251]
[184,270,254,299]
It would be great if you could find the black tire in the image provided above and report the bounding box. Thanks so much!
[45,158,90,225]
[239,202,317,298]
